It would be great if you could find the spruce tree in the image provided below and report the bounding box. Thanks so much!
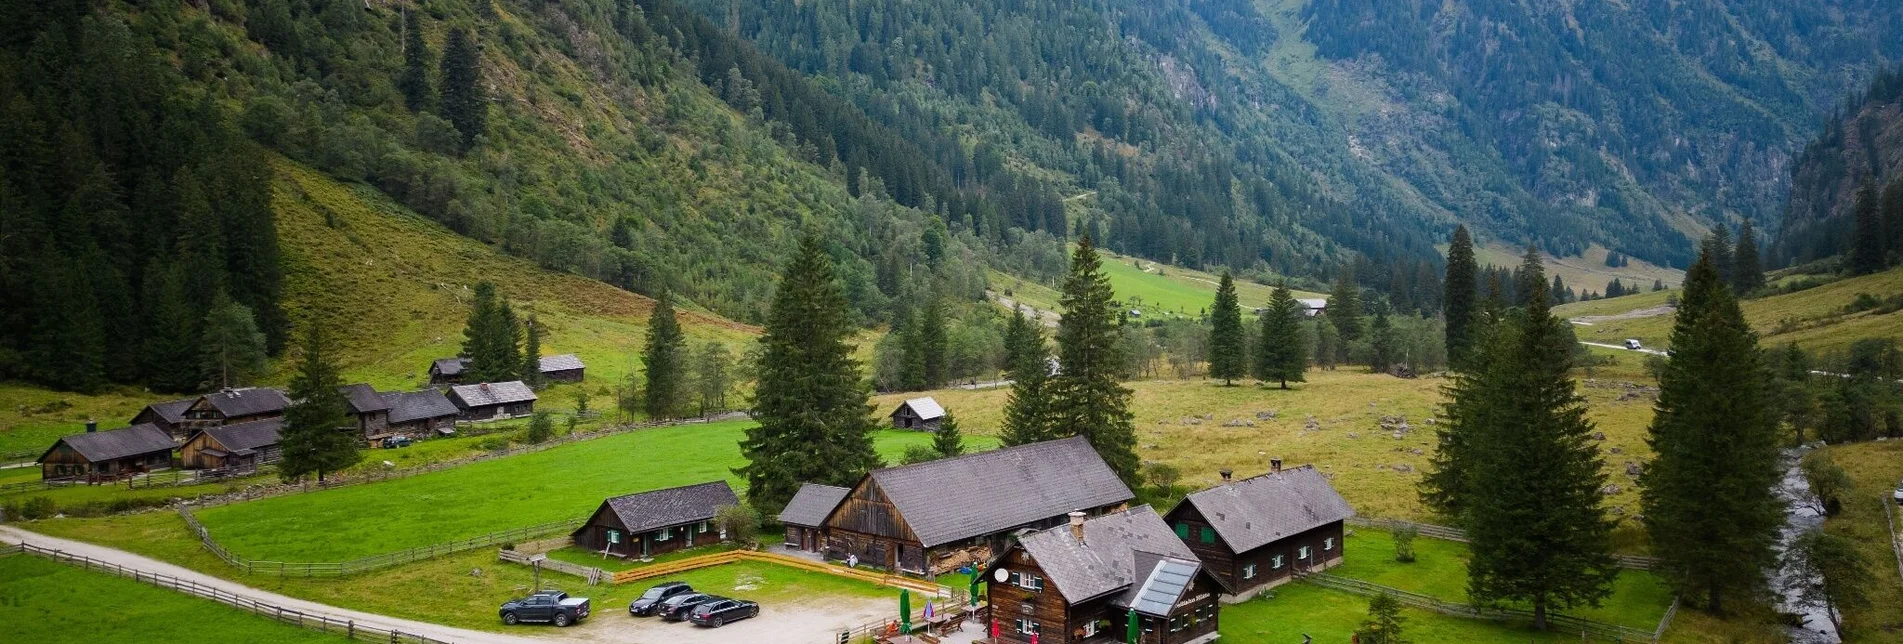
[278,322,360,483]
[459,282,521,383]
[1884,179,1903,260]
[1704,225,1735,286]
[1255,283,1306,388]
[438,27,485,151]
[920,295,948,388]
[1315,319,1339,371]
[1732,221,1764,294]
[1549,275,1568,305]
[1328,269,1363,346]
[1850,183,1885,275]
[1369,307,1397,373]
[1049,236,1141,486]
[1641,249,1784,614]
[142,265,203,394]
[896,306,927,391]
[643,290,688,419]
[520,314,545,388]
[694,341,732,415]
[738,236,880,514]
[1353,592,1409,644]
[999,306,1053,446]
[932,411,965,457]
[1206,272,1247,385]
[1444,226,1479,367]
[399,8,432,112]
[1515,246,1545,307]
[200,298,268,390]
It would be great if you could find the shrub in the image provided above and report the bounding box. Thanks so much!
[525,412,555,444]
[20,496,57,520]
[715,504,761,546]
[899,444,941,465]
[1392,523,1418,563]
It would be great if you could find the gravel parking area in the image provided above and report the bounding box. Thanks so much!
[558,595,893,644]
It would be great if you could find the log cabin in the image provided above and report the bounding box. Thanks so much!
[381,389,459,439]
[537,354,586,383]
[38,423,175,482]
[177,388,290,437]
[985,506,1222,644]
[821,436,1134,576]
[179,418,282,472]
[1163,463,1354,601]
[340,384,392,440]
[571,481,739,558]
[889,397,944,431]
[130,397,196,442]
[778,483,850,553]
[446,381,537,421]
[428,357,469,385]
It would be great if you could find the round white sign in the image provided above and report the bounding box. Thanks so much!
[993,567,1010,583]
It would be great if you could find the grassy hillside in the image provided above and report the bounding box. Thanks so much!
[1817,441,1903,642]
[1558,267,1903,354]
[988,251,1326,321]
[1472,243,1684,294]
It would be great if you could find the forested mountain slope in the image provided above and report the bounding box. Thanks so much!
[1777,67,1903,264]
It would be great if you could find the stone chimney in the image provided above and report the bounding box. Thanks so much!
[1068,511,1086,543]
[1219,468,1232,483]
[1270,458,1282,474]
[85,420,97,433]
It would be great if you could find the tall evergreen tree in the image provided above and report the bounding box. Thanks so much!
[1514,246,1545,307]
[1549,275,1568,305]
[30,250,106,393]
[1444,226,1479,367]
[438,26,485,151]
[1049,236,1141,486]
[1315,318,1339,371]
[999,306,1053,446]
[1255,283,1306,388]
[738,236,880,514]
[200,298,268,390]
[932,411,965,457]
[142,265,202,393]
[1206,272,1247,385]
[1884,179,1903,261]
[399,7,432,112]
[1641,249,1784,614]
[1328,268,1363,346]
[919,295,948,387]
[1369,307,1397,373]
[694,341,732,415]
[520,313,545,388]
[459,282,521,383]
[895,306,927,391]
[643,290,688,419]
[1704,225,1735,286]
[1850,183,1885,275]
[1732,221,1764,294]
[277,322,360,483]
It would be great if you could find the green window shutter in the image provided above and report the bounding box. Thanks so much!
[1200,527,1215,544]
[1175,523,1189,539]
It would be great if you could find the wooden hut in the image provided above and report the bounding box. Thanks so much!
[777,483,850,553]
[889,397,945,431]
[177,388,290,437]
[428,357,470,385]
[38,423,175,482]
[130,397,197,442]
[381,389,460,439]
[571,481,739,558]
[986,506,1223,644]
[447,381,537,422]
[340,384,391,440]
[179,418,283,472]
[1163,463,1353,600]
[821,436,1133,575]
[537,354,586,383]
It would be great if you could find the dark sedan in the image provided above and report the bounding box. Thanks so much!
[688,596,760,628]
[658,592,715,622]
[629,581,694,617]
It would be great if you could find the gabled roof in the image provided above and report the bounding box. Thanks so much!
[778,483,851,527]
[383,389,459,424]
[865,436,1133,548]
[1297,298,1328,309]
[1013,506,1198,606]
[448,381,538,407]
[892,397,945,421]
[1176,465,1355,553]
[44,424,175,463]
[581,481,739,535]
[538,354,585,372]
[199,418,283,452]
[431,358,469,376]
[136,398,196,425]
[199,388,291,418]
[339,384,391,414]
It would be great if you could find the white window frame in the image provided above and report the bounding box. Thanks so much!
[1271,555,1285,569]
[655,527,671,542]
[699,521,710,534]
[1083,620,1098,637]
[1324,537,1335,551]
[1242,563,1257,579]
[1298,546,1310,560]
[1016,619,1040,635]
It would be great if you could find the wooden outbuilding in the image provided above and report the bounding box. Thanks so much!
[777,483,850,553]
[537,354,586,383]
[340,383,392,440]
[38,423,175,482]
[986,506,1223,644]
[1163,463,1354,601]
[130,397,197,442]
[428,357,470,385]
[179,418,283,472]
[178,388,290,437]
[447,381,537,422]
[571,481,739,558]
[889,397,945,431]
[821,435,1134,575]
[381,389,459,439]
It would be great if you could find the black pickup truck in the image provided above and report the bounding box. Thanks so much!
[499,590,591,627]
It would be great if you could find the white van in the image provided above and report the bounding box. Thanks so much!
[1623,339,1643,350]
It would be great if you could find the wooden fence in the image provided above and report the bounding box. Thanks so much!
[179,502,581,578]
[0,542,454,644]
[607,549,949,597]
[1884,496,1903,587]
[497,549,606,585]
[1346,516,1664,570]
[1298,571,1660,643]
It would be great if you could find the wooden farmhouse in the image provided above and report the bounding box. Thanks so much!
[889,396,945,431]
[537,354,586,383]
[778,483,850,553]
[428,358,469,385]
[130,397,197,442]
[571,481,739,558]
[1163,463,1354,600]
[38,423,175,482]
[179,418,282,472]
[341,384,459,441]
[986,506,1223,644]
[340,384,393,439]
[820,436,1134,575]
[178,388,290,437]
[447,381,537,421]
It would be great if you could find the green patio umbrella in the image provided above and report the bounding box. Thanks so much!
[899,589,912,634]
[968,576,980,606]
[1125,608,1139,643]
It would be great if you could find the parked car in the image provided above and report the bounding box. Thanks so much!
[688,596,760,628]
[380,436,412,449]
[659,592,715,622]
[499,590,591,627]
[1623,339,1644,350]
[629,581,694,616]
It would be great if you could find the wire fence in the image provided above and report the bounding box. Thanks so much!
[0,542,454,644]
[179,502,582,578]
[1345,516,1664,570]
[1298,571,1660,643]
[497,548,606,585]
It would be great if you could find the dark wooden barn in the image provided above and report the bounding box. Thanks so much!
[428,358,470,385]
[447,381,537,422]
[179,418,283,471]
[38,423,175,482]
[537,354,586,383]
[178,388,290,437]
[571,481,739,558]
[986,506,1223,644]
[340,383,392,441]
[1163,463,1354,600]
[777,483,850,553]
[130,397,197,442]
[889,397,945,431]
[382,389,459,439]
[821,436,1133,575]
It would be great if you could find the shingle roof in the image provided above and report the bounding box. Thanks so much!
[449,381,538,407]
[45,424,175,463]
[893,397,945,421]
[778,483,851,527]
[200,418,283,452]
[1013,506,1198,606]
[339,384,391,414]
[1179,465,1355,553]
[383,389,459,424]
[137,398,196,425]
[431,358,469,376]
[869,436,1133,548]
[538,354,585,372]
[581,481,740,535]
[201,388,291,418]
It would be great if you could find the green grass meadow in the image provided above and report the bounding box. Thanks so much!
[0,554,352,644]
[1557,265,1903,355]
